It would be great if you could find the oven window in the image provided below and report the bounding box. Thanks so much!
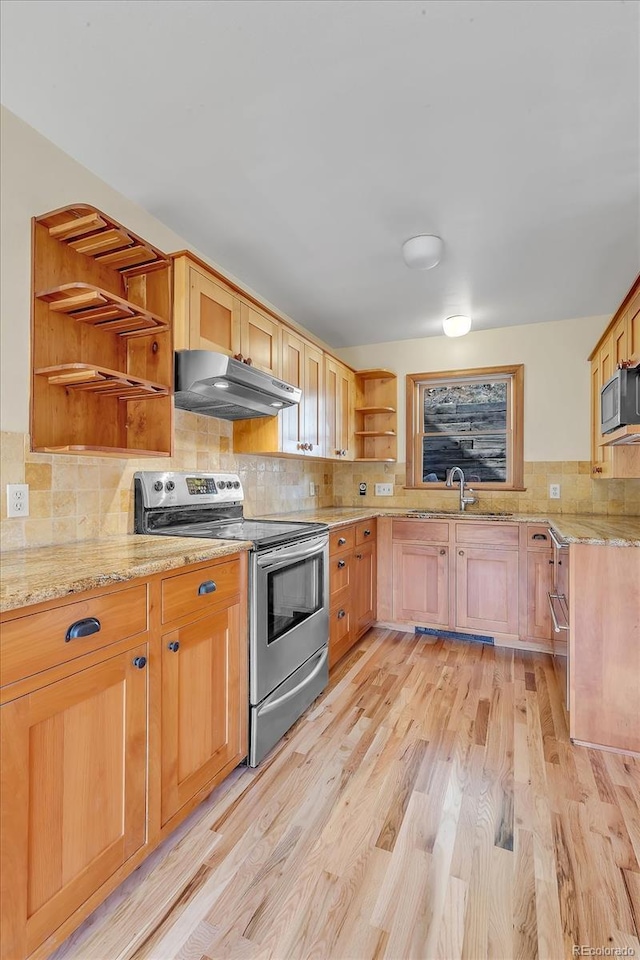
[267,554,323,644]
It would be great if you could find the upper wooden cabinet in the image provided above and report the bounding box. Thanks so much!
[235,328,325,457]
[325,356,355,460]
[173,255,280,377]
[31,204,173,458]
[588,274,640,477]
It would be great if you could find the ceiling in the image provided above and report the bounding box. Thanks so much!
[1,0,638,347]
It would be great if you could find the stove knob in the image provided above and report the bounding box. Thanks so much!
[153,481,164,492]
[233,481,241,489]
[166,480,175,492]
[220,481,229,490]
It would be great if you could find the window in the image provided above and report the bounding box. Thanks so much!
[406,365,524,489]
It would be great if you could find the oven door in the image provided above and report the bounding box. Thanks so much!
[250,535,329,705]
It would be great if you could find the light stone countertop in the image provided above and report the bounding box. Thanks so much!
[261,507,640,547]
[0,536,252,614]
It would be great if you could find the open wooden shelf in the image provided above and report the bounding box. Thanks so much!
[33,445,172,458]
[35,283,169,337]
[35,364,169,401]
[36,205,170,275]
[354,370,398,462]
[355,406,396,414]
[356,369,396,381]
[599,424,640,446]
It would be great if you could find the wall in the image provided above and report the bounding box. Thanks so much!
[0,107,332,550]
[337,318,607,464]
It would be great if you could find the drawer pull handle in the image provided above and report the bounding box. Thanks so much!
[65,617,101,642]
[198,580,217,595]
[167,641,180,652]
[363,529,371,536]
[337,609,346,619]
[532,533,548,541]
[132,656,147,669]
[338,537,347,546]
[337,560,346,569]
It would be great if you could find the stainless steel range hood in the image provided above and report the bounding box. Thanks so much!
[174,350,301,420]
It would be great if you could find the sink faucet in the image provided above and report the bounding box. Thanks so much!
[446,466,477,512]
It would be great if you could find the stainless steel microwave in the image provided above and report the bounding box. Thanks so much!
[601,366,640,434]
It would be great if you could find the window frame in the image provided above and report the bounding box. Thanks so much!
[405,364,525,490]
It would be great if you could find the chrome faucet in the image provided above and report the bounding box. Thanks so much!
[446,466,477,512]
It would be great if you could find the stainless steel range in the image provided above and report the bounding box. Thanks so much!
[134,471,329,766]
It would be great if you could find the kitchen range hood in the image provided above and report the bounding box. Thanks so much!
[174,350,301,420]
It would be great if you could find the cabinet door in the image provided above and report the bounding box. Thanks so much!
[188,267,241,355]
[0,645,147,960]
[354,540,376,638]
[526,551,553,641]
[591,357,612,478]
[281,330,305,454]
[240,303,281,377]
[392,542,449,626]
[303,343,324,457]
[325,357,355,461]
[456,546,519,636]
[629,289,640,365]
[611,312,629,368]
[161,604,244,825]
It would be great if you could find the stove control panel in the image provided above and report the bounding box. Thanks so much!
[134,472,243,508]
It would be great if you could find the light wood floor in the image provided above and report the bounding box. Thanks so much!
[52,629,640,960]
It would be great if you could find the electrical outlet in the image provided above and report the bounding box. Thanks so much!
[359,482,367,496]
[309,482,316,496]
[375,483,393,496]
[549,483,561,500]
[7,483,29,517]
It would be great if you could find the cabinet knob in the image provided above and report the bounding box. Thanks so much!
[167,641,180,652]
[356,553,363,560]
[593,466,602,474]
[198,580,217,595]
[337,560,346,569]
[459,550,464,556]
[341,449,347,457]
[337,609,346,619]
[132,656,147,670]
[65,616,101,642]
[440,549,446,556]
[363,529,371,537]
[306,443,313,451]
[338,537,347,546]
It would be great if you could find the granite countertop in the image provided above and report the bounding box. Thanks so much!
[261,507,640,547]
[0,536,252,614]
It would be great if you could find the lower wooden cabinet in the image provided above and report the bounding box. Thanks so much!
[0,551,248,960]
[161,602,243,824]
[0,642,148,960]
[526,550,554,641]
[455,545,519,636]
[328,520,377,668]
[392,542,449,626]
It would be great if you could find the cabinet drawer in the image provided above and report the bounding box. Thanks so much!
[355,519,376,545]
[1,584,148,687]
[161,558,240,624]
[525,525,553,550]
[330,552,353,597]
[455,522,519,547]
[392,519,450,543]
[330,526,355,554]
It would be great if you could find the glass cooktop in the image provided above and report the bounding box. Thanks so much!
[157,518,328,549]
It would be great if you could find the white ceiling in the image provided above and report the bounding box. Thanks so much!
[1,0,638,347]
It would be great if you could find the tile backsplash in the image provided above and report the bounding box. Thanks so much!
[0,412,333,551]
[332,461,640,517]
[1,419,638,552]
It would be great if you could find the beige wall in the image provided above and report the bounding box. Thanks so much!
[337,316,607,463]
[0,106,331,434]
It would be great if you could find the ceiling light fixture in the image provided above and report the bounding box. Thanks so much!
[443,315,472,338]
[401,235,443,270]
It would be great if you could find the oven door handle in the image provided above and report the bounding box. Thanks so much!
[257,538,327,570]
[259,648,328,716]
[548,528,569,550]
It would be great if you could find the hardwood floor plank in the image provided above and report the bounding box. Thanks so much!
[50,631,640,960]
